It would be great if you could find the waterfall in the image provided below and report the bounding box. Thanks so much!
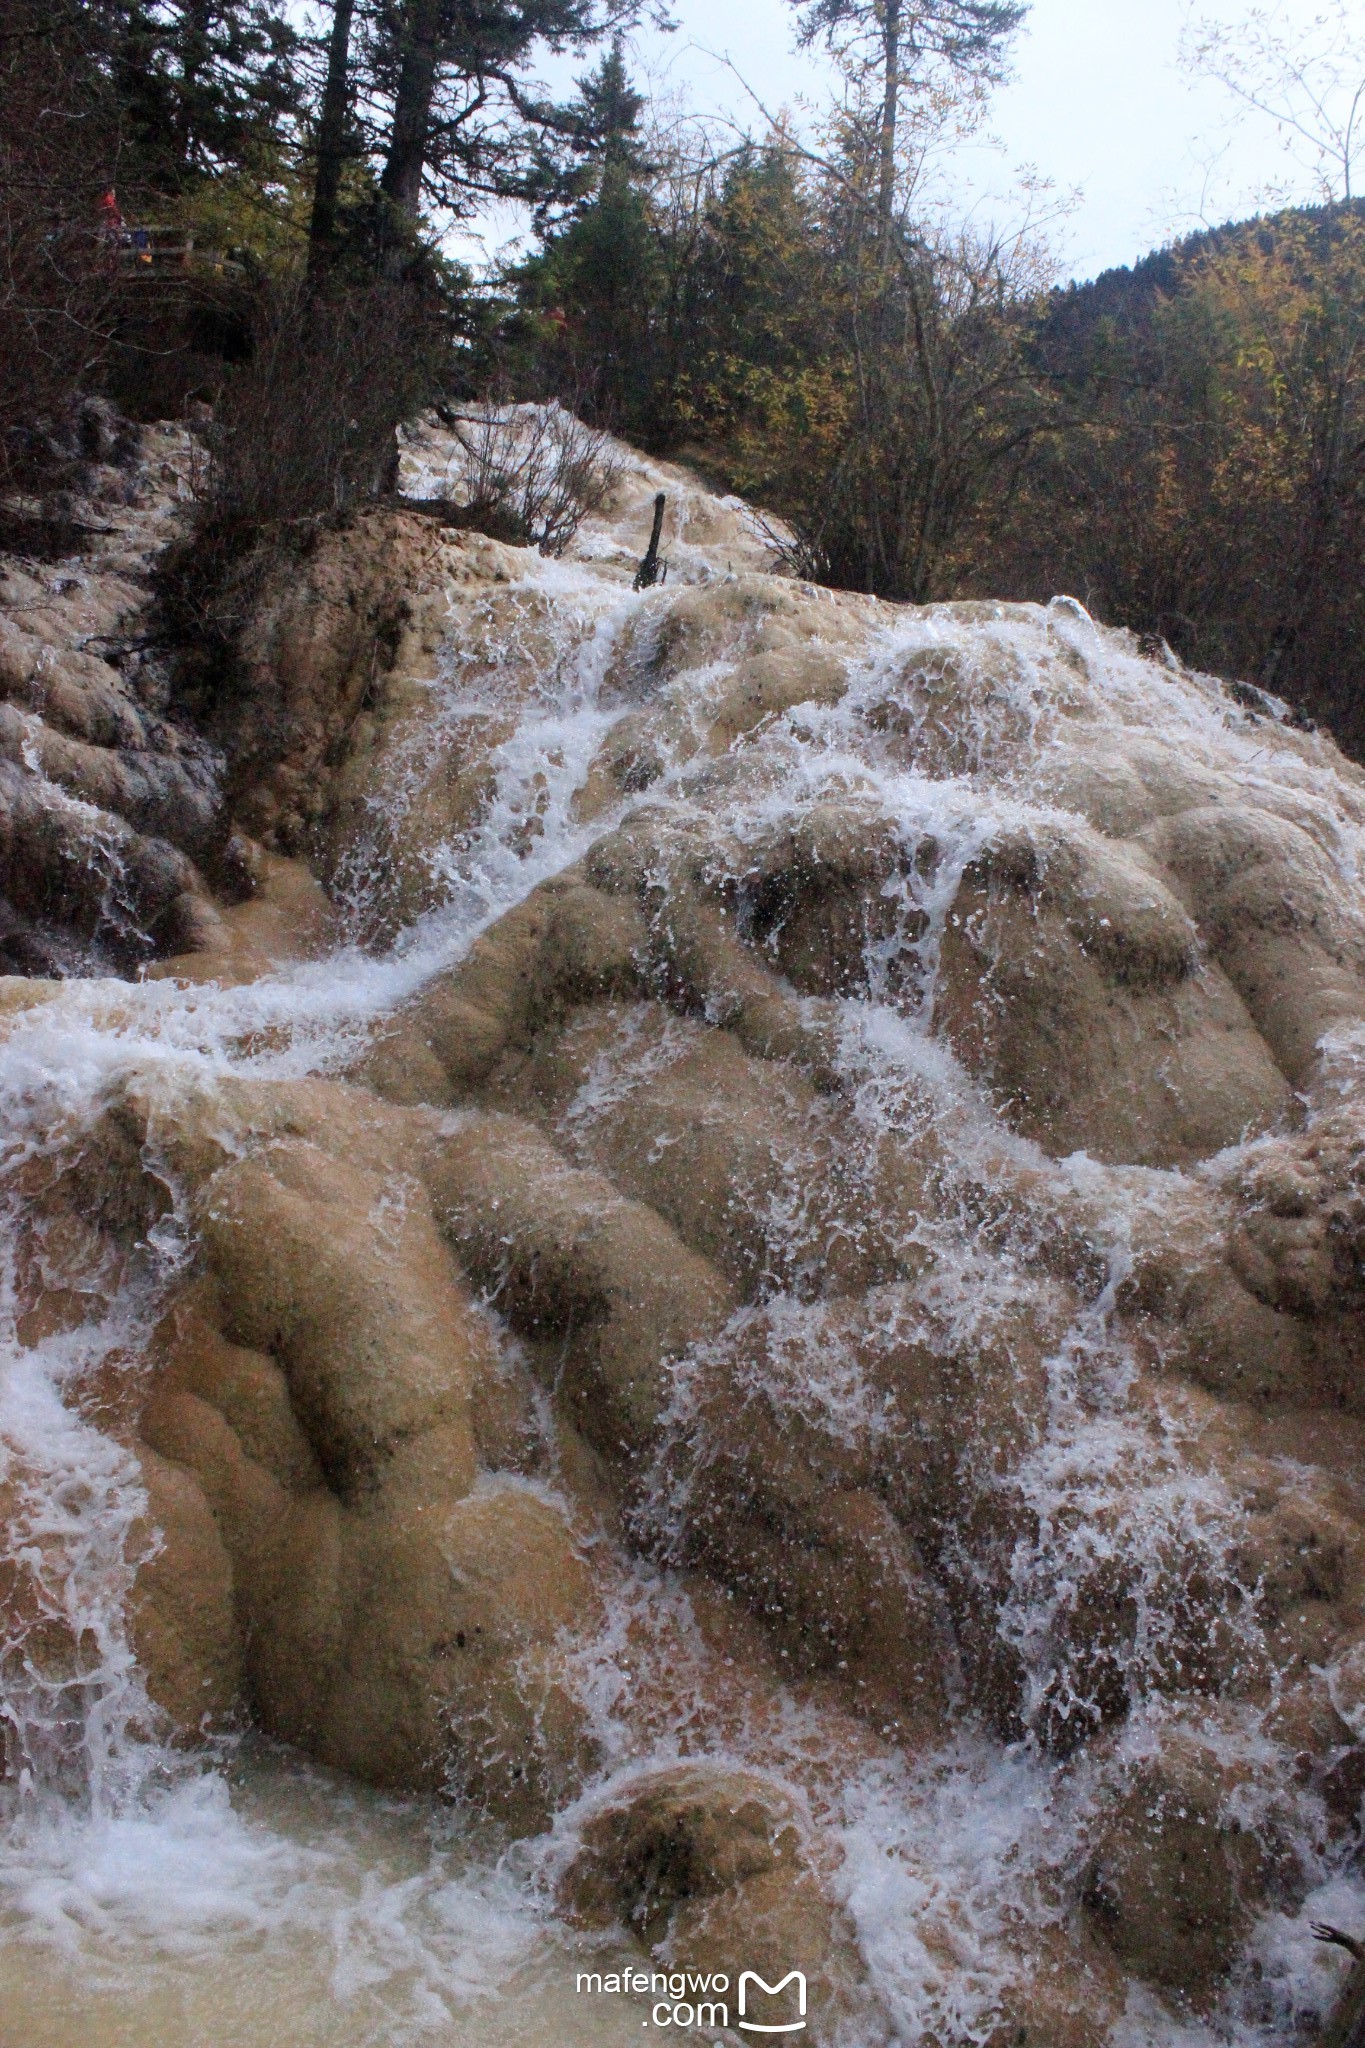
[1,414,1363,2043]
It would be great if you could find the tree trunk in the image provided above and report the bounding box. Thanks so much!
[1260,347,1355,690]
[307,0,356,275]
[878,0,901,243]
[175,0,215,178]
[379,0,443,219]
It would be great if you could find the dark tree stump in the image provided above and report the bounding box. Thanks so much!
[633,492,666,590]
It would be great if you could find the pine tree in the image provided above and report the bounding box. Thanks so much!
[308,0,360,273]
[106,0,304,194]
[513,39,663,431]
[786,0,1026,234]
[371,0,634,228]
[570,35,646,182]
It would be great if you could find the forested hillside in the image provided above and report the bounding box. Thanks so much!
[990,208,1365,750]
[519,165,1365,751]
[5,0,1365,750]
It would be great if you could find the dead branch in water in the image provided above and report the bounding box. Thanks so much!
[633,491,667,589]
[1315,1925,1365,2046]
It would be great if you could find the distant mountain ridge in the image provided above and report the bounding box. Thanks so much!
[969,196,1365,758]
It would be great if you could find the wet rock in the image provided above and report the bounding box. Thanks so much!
[135,1153,601,1827]
[862,631,1066,779]
[154,1288,323,1494]
[361,875,648,1105]
[1081,1742,1279,2003]
[148,847,336,985]
[1145,802,1365,1086]
[745,800,924,1000]
[128,1442,241,1734]
[10,1069,605,1823]
[425,1110,736,1476]
[499,1006,929,1300]
[0,430,233,974]
[935,824,1292,1166]
[561,1764,875,2042]
[328,1480,597,1820]
[16,411,1365,2030]
[0,755,216,973]
[176,508,461,859]
[198,1137,487,1499]
[1228,1117,1365,1318]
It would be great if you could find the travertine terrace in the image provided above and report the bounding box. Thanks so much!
[5,408,1365,2043]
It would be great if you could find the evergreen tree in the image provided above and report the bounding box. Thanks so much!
[308,0,361,273]
[534,161,659,422]
[106,0,303,194]
[512,40,674,432]
[369,0,640,231]
[568,35,646,184]
[0,0,122,479]
[786,0,1026,233]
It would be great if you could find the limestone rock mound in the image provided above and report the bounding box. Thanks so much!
[7,412,1365,2040]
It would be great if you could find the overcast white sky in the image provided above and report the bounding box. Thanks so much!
[502,0,1362,282]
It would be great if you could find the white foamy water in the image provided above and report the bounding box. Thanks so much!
[3,425,1365,2044]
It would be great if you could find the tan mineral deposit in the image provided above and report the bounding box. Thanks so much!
[1,409,1364,2044]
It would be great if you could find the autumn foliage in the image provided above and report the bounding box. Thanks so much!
[517,138,1365,753]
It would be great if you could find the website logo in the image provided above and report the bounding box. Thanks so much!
[573,1961,809,2032]
[737,1969,807,2033]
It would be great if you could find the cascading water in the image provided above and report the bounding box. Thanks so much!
[2,411,1365,2044]
[0,487,684,2048]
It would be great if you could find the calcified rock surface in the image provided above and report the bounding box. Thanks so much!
[6,410,1365,2042]
[0,414,229,974]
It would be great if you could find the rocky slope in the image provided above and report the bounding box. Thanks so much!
[4,407,1365,2042]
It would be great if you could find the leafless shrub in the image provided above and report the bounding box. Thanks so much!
[433,401,619,555]
[748,507,824,582]
[199,273,443,530]
[156,270,445,716]
[0,0,122,496]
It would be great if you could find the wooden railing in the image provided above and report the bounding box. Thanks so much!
[116,227,242,277]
